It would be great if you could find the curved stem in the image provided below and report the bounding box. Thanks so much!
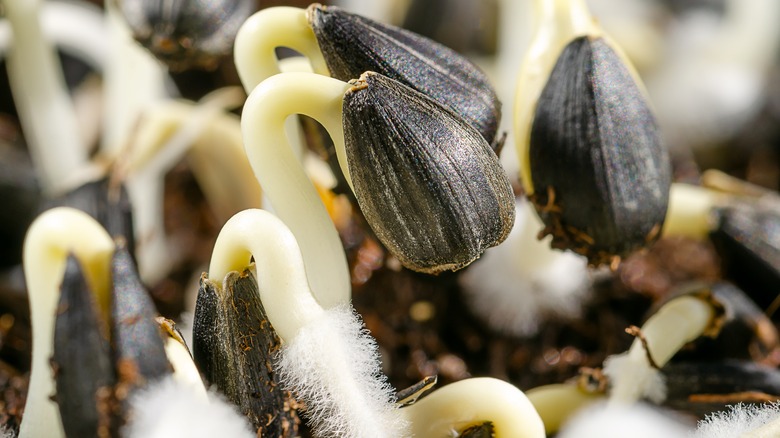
[234,6,329,93]
[241,72,352,309]
[514,0,598,195]
[401,377,545,438]
[604,294,719,405]
[4,0,89,195]
[20,207,115,438]
[209,209,326,341]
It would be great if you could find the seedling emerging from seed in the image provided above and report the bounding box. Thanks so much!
[206,209,407,438]
[400,377,545,438]
[234,4,502,146]
[241,71,514,307]
[515,0,671,266]
[21,208,203,438]
[603,286,725,405]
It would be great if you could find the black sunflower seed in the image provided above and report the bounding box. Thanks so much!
[308,4,502,147]
[342,72,515,274]
[529,36,671,266]
[53,255,117,437]
[118,0,253,70]
[110,242,171,392]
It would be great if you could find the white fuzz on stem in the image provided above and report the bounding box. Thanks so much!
[20,208,115,438]
[276,305,405,438]
[603,295,717,405]
[124,377,254,438]
[459,199,590,336]
[696,403,780,438]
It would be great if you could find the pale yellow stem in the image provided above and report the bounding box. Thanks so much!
[233,6,329,93]
[240,72,352,309]
[208,209,326,341]
[401,378,545,438]
[4,0,88,195]
[514,0,599,194]
[605,295,717,405]
[20,207,115,438]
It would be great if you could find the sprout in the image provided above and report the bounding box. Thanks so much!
[3,0,93,195]
[603,290,724,405]
[515,0,670,266]
[400,377,545,438]
[20,207,114,438]
[20,207,205,437]
[234,4,501,145]
[240,71,514,306]
[206,209,408,437]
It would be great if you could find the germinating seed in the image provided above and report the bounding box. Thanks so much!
[529,36,671,266]
[307,4,502,147]
[342,72,515,274]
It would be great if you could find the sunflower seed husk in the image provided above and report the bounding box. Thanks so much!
[710,198,780,309]
[342,72,515,274]
[529,36,671,266]
[53,255,117,438]
[193,270,300,436]
[44,177,136,258]
[663,360,780,417]
[118,0,253,70]
[460,422,495,438]
[110,242,171,396]
[307,4,502,147]
[668,283,779,362]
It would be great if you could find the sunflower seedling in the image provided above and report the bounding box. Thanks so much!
[20,207,204,438]
[234,3,502,146]
[400,377,545,438]
[603,285,725,405]
[203,209,407,437]
[240,71,514,309]
[515,0,671,266]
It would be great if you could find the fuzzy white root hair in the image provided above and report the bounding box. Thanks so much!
[459,199,590,336]
[276,304,409,438]
[602,353,667,404]
[695,403,780,438]
[557,401,689,438]
[124,376,253,438]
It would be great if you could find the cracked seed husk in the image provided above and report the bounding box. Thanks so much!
[342,72,515,274]
[192,270,300,436]
[528,36,671,266]
[307,4,502,147]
